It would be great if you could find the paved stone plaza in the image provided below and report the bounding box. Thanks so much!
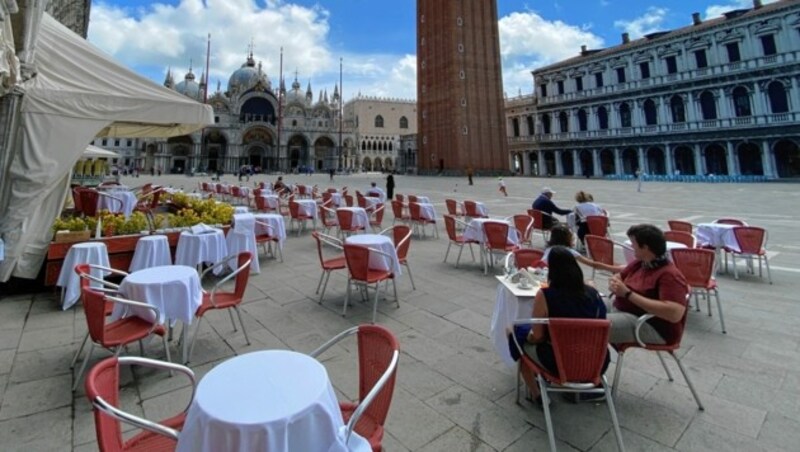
[1,173,799,451]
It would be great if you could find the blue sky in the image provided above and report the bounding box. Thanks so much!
[88,0,776,100]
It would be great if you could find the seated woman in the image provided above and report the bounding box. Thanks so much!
[518,246,610,396]
[573,191,606,246]
[542,225,606,273]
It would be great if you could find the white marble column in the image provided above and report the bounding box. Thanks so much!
[593,149,601,176]
[572,150,580,175]
[726,142,738,175]
[664,145,674,175]
[555,151,564,175]
[537,151,546,176]
[522,151,531,175]
[694,144,705,175]
[637,147,646,173]
[761,140,775,178]
[614,148,622,175]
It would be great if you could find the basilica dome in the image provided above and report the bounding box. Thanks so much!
[227,54,270,94]
[175,70,201,99]
[284,78,307,105]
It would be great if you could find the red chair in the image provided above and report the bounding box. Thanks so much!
[512,318,624,452]
[726,226,772,284]
[513,248,545,269]
[254,194,277,213]
[79,188,101,217]
[72,187,85,216]
[337,208,365,238]
[408,202,438,238]
[311,232,346,304]
[585,234,615,279]
[394,194,404,203]
[318,204,340,235]
[527,209,553,243]
[383,224,415,290]
[85,356,195,452]
[310,325,399,452]
[344,194,354,207]
[714,218,746,226]
[407,195,418,203]
[463,200,487,219]
[343,244,397,322]
[288,200,313,235]
[390,200,410,225]
[667,220,693,234]
[612,311,704,411]
[445,198,463,218]
[482,221,519,275]
[664,230,695,248]
[513,214,534,248]
[73,287,170,391]
[443,215,477,267]
[586,215,610,237]
[188,252,253,363]
[254,220,284,262]
[369,204,386,232]
[671,248,725,333]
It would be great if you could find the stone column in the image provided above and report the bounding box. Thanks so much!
[555,150,564,175]
[637,147,646,173]
[664,144,674,175]
[694,143,705,175]
[522,151,531,175]
[726,141,738,176]
[614,148,622,175]
[572,150,580,175]
[593,149,602,176]
[761,140,775,178]
[537,151,545,176]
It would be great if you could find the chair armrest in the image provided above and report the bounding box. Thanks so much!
[317,233,344,250]
[344,349,399,443]
[92,397,180,441]
[89,264,129,279]
[104,295,162,334]
[201,254,252,308]
[394,229,412,251]
[118,356,197,412]
[634,314,656,347]
[254,220,276,233]
[97,192,124,211]
[509,318,550,359]
[308,326,359,358]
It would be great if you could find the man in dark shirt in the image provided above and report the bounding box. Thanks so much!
[531,187,571,229]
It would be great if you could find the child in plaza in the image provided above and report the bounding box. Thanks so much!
[498,177,508,197]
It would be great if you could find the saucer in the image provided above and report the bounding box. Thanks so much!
[517,283,534,290]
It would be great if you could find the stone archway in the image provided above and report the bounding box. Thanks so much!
[704,144,728,175]
[673,146,696,175]
[362,158,373,172]
[600,149,615,175]
[288,135,309,170]
[560,151,574,176]
[203,130,228,172]
[737,143,763,176]
[621,148,638,175]
[373,157,383,172]
[646,147,666,175]
[774,139,800,178]
[542,151,556,176]
[579,150,593,177]
[313,136,336,171]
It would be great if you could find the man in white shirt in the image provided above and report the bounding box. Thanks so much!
[366,182,386,202]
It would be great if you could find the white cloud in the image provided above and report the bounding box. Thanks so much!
[705,0,779,19]
[614,7,669,39]
[88,0,416,100]
[498,11,604,96]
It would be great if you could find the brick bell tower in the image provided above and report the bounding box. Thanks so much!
[416,0,508,175]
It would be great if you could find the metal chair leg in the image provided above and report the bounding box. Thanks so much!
[72,343,95,391]
[671,353,704,410]
[342,279,351,317]
[315,270,325,295]
[455,245,464,268]
[70,333,89,369]
[234,307,250,345]
[715,289,726,334]
[371,282,381,323]
[612,350,625,399]
[393,278,399,308]
[405,263,416,290]
[444,242,452,263]
[228,309,238,332]
[602,378,627,452]
[538,376,557,452]
[187,317,204,364]
[656,351,674,381]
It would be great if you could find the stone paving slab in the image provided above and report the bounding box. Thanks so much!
[1,173,800,450]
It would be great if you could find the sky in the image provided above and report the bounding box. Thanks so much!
[87,0,779,101]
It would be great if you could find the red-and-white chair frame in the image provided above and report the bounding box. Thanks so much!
[342,243,398,323]
[671,248,725,333]
[725,226,772,284]
[443,215,477,267]
[312,232,346,305]
[254,220,284,262]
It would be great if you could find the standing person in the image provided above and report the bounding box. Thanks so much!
[329,168,335,182]
[386,174,395,201]
[498,177,508,197]
[467,166,474,185]
[635,168,643,192]
[532,187,572,229]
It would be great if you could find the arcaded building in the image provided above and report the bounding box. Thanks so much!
[417,0,508,175]
[343,95,417,172]
[508,0,800,179]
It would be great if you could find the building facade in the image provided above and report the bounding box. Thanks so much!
[508,0,800,179]
[343,95,417,173]
[45,0,91,37]
[417,0,508,175]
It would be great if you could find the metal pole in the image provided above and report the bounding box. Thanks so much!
[339,57,343,172]
[278,47,284,173]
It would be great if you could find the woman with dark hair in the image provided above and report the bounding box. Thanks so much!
[542,225,606,272]
[523,246,609,377]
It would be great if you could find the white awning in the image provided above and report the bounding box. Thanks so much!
[0,14,213,281]
[82,145,121,159]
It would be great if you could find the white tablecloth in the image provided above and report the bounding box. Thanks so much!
[623,240,687,263]
[366,187,386,202]
[696,223,739,252]
[254,213,287,249]
[338,207,370,230]
[177,350,370,452]
[234,206,250,214]
[175,229,228,272]
[490,282,537,368]
[116,265,202,325]
[259,194,280,210]
[57,242,111,310]
[463,219,518,245]
[465,201,488,217]
[362,197,382,211]
[97,191,137,218]
[129,235,172,272]
[415,195,431,204]
[295,199,319,219]
[417,203,438,221]
[227,214,260,274]
[345,234,402,275]
[330,192,344,207]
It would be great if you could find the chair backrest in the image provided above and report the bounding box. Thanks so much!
[79,189,100,217]
[371,205,385,225]
[390,200,405,220]
[548,318,610,386]
[585,234,614,265]
[353,325,400,436]
[408,202,422,221]
[513,248,545,269]
[72,187,84,213]
[344,244,372,281]
[392,225,412,261]
[336,209,356,231]
[232,252,252,299]
[288,201,300,219]
[82,286,111,344]
[322,192,332,204]
[312,231,328,266]
[85,357,126,451]
[445,199,459,216]
[528,209,545,230]
[463,200,479,217]
[664,230,695,248]
[670,248,714,288]
[714,218,746,226]
[586,215,609,236]
[667,220,693,234]
[443,215,461,241]
[483,221,510,250]
[395,194,404,203]
[254,195,268,212]
[357,194,368,209]
[733,226,766,254]
[407,195,418,203]
[344,194,354,207]
[513,214,533,243]
[319,205,337,227]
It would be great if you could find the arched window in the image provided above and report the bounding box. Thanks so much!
[577,109,588,131]
[598,106,609,130]
[399,116,409,129]
[375,115,384,128]
[670,95,685,123]
[643,99,658,125]
[619,103,632,128]
[733,86,751,117]
[542,114,551,134]
[361,141,367,151]
[389,142,393,151]
[768,81,789,113]
[700,91,717,120]
[558,111,569,133]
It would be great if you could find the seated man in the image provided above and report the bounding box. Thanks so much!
[273,176,288,195]
[532,187,571,229]
[605,224,689,345]
[365,182,386,202]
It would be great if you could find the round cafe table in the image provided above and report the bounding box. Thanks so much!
[177,350,370,452]
[57,242,110,310]
[345,234,402,275]
[129,235,172,272]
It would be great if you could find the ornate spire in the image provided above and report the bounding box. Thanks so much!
[333,83,340,101]
[306,81,313,100]
[164,67,174,88]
